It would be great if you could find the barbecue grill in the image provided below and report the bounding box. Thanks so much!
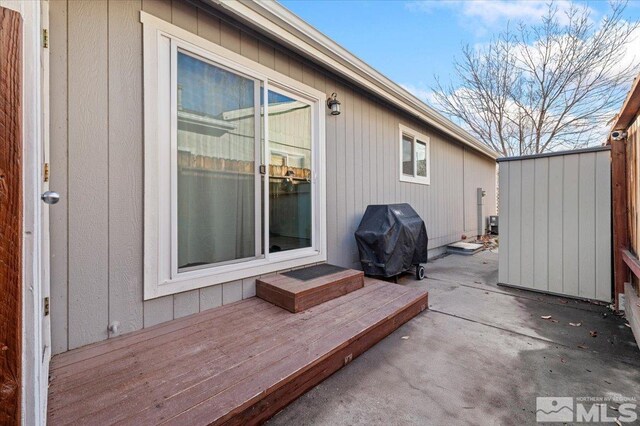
[354,203,428,280]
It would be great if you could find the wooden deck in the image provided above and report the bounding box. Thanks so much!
[47,279,428,425]
[256,265,364,312]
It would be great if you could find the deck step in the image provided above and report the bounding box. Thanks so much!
[257,264,364,313]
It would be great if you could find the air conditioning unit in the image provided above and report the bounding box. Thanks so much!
[488,215,499,235]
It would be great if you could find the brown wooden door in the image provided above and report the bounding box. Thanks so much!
[0,6,22,425]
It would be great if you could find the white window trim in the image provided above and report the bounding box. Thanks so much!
[141,12,327,300]
[398,124,431,185]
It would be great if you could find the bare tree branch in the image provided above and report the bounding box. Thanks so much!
[432,1,639,156]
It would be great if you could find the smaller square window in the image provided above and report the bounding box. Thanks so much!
[399,125,430,185]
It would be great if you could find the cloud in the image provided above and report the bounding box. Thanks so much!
[609,24,640,77]
[400,83,438,106]
[406,1,596,36]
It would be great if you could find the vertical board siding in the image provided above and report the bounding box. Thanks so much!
[532,158,549,291]
[507,161,522,286]
[50,0,497,352]
[595,152,612,301]
[562,155,580,296]
[547,156,564,295]
[520,160,535,289]
[108,0,144,338]
[578,153,597,298]
[67,0,109,349]
[49,0,69,353]
[498,162,509,284]
[498,150,612,301]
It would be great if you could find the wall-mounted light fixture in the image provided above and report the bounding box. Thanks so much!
[327,92,341,116]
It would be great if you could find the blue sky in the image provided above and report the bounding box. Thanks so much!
[279,0,640,104]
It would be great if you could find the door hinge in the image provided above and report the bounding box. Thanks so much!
[43,163,49,182]
[44,297,50,316]
[42,29,49,48]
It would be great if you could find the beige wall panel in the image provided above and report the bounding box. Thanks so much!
[507,161,521,286]
[144,296,174,327]
[533,158,549,291]
[578,153,597,298]
[562,155,580,297]
[220,19,241,53]
[199,285,222,311]
[50,0,69,355]
[173,290,200,318]
[547,156,564,295]
[498,162,509,284]
[171,0,197,32]
[67,0,110,349]
[258,40,275,69]
[196,9,221,44]
[222,280,243,304]
[141,0,171,21]
[242,276,259,299]
[240,32,259,63]
[520,159,535,289]
[595,151,612,301]
[108,0,144,339]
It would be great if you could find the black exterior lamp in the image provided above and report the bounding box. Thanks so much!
[327,92,341,116]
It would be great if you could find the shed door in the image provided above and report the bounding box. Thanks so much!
[498,150,612,302]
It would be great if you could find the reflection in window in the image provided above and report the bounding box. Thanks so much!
[416,140,427,177]
[176,51,258,270]
[402,135,414,176]
[267,90,312,253]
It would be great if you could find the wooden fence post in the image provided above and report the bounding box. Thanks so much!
[0,6,23,425]
[611,137,629,310]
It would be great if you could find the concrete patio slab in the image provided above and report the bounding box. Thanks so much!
[269,251,640,425]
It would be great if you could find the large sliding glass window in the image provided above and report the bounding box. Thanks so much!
[266,90,312,253]
[176,52,261,271]
[142,17,326,299]
[175,52,316,269]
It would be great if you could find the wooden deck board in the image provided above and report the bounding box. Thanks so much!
[48,279,428,425]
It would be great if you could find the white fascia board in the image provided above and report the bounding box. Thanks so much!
[202,0,500,160]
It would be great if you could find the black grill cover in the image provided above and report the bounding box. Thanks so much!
[354,204,428,277]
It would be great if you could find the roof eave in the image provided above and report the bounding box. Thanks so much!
[201,0,500,160]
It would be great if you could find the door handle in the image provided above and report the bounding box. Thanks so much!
[41,191,60,205]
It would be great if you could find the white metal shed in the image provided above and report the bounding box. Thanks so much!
[498,147,612,302]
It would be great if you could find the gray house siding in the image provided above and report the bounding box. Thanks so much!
[49,0,497,353]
